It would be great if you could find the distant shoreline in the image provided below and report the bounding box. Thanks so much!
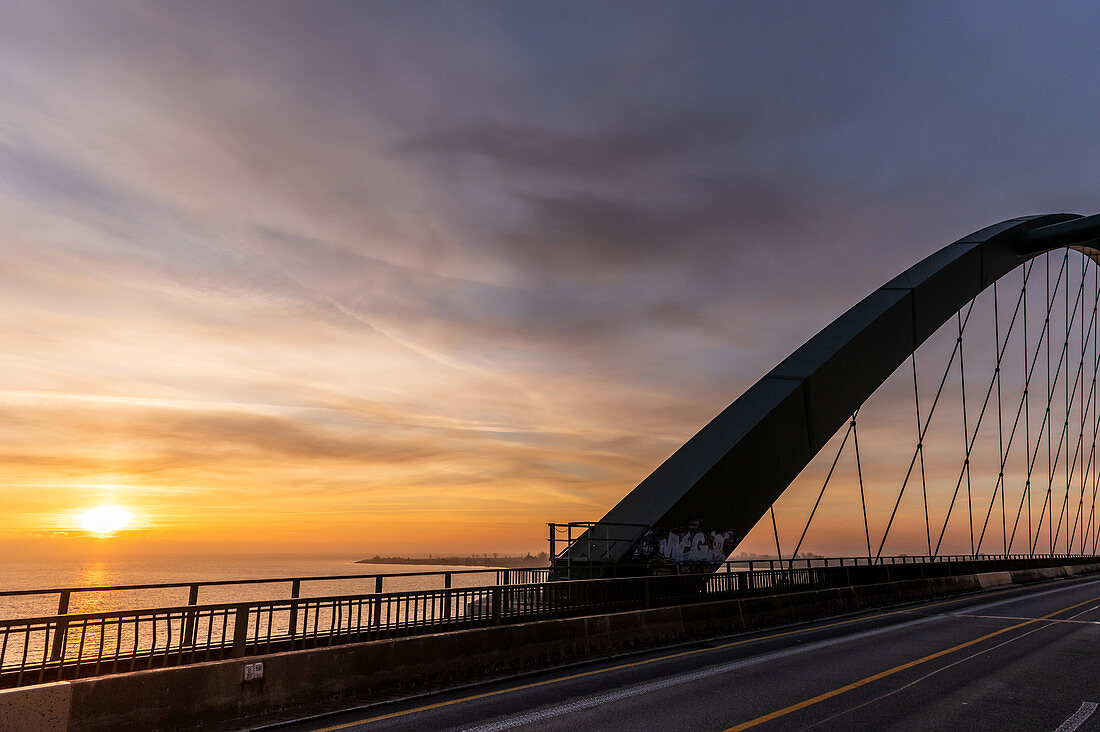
[356,555,547,568]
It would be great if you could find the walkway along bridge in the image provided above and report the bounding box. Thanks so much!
[7,213,1100,707]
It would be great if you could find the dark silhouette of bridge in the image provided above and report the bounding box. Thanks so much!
[556,213,1100,577]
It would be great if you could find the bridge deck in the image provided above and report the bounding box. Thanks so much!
[278,572,1100,731]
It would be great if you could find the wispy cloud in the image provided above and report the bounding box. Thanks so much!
[1,1,1099,554]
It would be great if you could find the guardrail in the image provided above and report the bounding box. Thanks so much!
[0,555,1024,624]
[547,517,1045,576]
[2,554,1097,688]
[0,565,553,624]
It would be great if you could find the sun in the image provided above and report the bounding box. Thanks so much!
[77,505,134,535]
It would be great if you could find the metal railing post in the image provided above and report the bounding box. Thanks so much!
[491,586,503,624]
[231,604,251,658]
[182,584,199,647]
[288,580,301,638]
[567,524,574,577]
[443,573,452,620]
[373,576,384,629]
[49,590,71,662]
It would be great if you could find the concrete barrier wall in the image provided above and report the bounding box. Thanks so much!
[0,683,70,732]
[20,562,1100,731]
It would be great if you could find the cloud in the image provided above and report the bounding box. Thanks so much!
[2,0,1100,554]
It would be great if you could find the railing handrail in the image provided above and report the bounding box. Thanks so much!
[0,565,552,598]
[2,553,1092,626]
[1,552,1081,600]
[0,552,1074,598]
[0,569,728,625]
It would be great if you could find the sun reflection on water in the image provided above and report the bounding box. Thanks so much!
[71,562,113,614]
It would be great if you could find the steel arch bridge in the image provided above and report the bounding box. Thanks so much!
[554,212,1100,576]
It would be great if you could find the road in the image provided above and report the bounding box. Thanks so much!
[276,575,1100,731]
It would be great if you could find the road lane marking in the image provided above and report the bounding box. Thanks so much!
[722,592,1100,731]
[801,621,1053,729]
[1055,701,1098,732]
[955,577,1100,615]
[460,614,942,732]
[309,593,975,731]
[1067,602,1100,620]
[952,613,1100,625]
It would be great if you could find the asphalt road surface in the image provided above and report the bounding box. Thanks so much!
[276,575,1100,731]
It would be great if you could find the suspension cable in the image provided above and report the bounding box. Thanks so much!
[991,259,1069,553]
[769,506,782,562]
[958,310,975,556]
[1030,253,1071,554]
[1070,256,1091,552]
[853,411,871,560]
[1064,251,1070,553]
[1024,263,1032,554]
[1059,266,1097,552]
[912,352,931,555]
[935,272,1043,557]
[788,415,854,566]
[1091,264,1100,553]
[976,280,1010,553]
[1071,256,1100,553]
[1048,255,1087,551]
[1081,257,1088,554]
[997,281,1007,553]
[765,248,1100,562]
[876,300,977,560]
[1005,253,1066,552]
[1048,254,1056,554]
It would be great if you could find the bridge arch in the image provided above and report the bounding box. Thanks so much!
[561,213,1100,571]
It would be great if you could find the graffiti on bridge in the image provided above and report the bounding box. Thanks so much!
[630,518,736,573]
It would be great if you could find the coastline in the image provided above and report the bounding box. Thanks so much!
[356,555,547,569]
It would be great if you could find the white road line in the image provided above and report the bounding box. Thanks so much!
[1055,701,1098,732]
[461,615,940,732]
[1067,603,1100,620]
[949,577,1100,616]
[805,621,1054,730]
[952,613,1100,625]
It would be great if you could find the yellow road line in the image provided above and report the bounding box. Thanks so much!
[722,592,1100,731]
[311,593,975,731]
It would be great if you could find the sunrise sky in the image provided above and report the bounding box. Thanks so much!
[2,1,1100,558]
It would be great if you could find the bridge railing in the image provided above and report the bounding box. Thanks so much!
[553,551,1049,580]
[548,519,1041,578]
[0,565,553,626]
[2,553,1097,688]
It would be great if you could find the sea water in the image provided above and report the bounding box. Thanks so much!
[0,554,508,621]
